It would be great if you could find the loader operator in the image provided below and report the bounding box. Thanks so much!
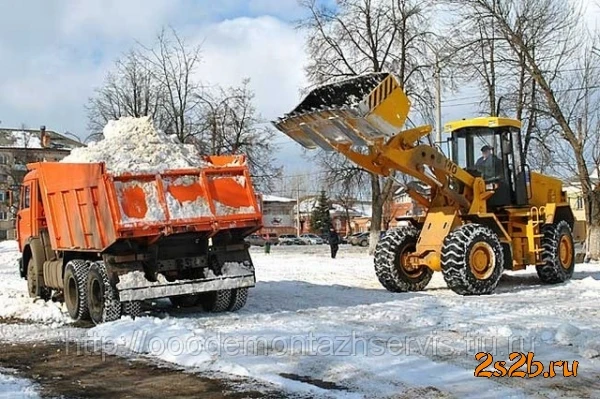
[475,145,503,182]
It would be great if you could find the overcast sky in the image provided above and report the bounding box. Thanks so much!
[0,0,598,174]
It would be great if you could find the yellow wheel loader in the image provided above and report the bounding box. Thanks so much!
[273,72,585,295]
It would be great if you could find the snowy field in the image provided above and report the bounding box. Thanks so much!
[1,240,600,398]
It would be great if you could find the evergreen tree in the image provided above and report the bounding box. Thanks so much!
[310,190,332,233]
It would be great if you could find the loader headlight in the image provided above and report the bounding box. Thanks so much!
[485,183,498,191]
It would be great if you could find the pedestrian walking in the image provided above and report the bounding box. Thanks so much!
[328,226,340,259]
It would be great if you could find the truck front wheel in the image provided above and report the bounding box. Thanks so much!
[27,258,51,301]
[87,262,122,324]
[64,260,90,320]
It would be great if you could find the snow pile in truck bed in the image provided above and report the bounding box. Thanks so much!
[61,116,209,174]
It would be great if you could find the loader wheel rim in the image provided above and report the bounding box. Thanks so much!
[397,243,423,279]
[469,242,495,280]
[559,235,573,269]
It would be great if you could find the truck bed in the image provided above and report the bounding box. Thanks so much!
[30,156,262,252]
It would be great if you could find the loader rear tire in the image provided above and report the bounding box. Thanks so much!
[87,262,122,324]
[537,220,575,284]
[169,295,201,308]
[199,290,232,312]
[374,227,433,292]
[441,224,504,296]
[27,258,51,301]
[63,260,90,321]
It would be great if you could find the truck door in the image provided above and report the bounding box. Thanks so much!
[16,182,32,250]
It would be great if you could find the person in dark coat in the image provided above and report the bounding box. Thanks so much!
[475,145,503,181]
[328,226,340,259]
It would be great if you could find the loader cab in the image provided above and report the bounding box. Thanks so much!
[447,117,529,208]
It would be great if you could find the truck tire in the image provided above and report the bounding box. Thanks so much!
[199,290,232,312]
[228,288,248,311]
[121,301,142,318]
[27,258,51,301]
[169,295,201,308]
[374,227,433,292]
[87,262,122,324]
[441,224,504,295]
[63,260,90,321]
[537,220,575,284]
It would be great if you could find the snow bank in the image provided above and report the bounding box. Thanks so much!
[0,241,71,325]
[8,131,42,149]
[61,116,209,174]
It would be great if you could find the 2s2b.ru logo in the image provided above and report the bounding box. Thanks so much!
[475,352,578,378]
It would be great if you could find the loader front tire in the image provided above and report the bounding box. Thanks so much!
[63,260,90,321]
[441,224,504,295]
[537,220,575,284]
[374,227,433,292]
[87,262,122,324]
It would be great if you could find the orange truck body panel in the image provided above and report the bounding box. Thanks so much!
[18,155,262,252]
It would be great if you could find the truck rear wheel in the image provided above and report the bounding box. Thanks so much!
[27,258,51,301]
[441,224,504,295]
[374,227,433,292]
[198,288,249,312]
[121,301,142,318]
[228,288,249,311]
[537,220,575,284]
[87,262,122,324]
[64,260,90,321]
[169,295,201,308]
[199,290,232,312]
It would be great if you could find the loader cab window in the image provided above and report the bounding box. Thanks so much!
[451,128,504,183]
[451,125,528,207]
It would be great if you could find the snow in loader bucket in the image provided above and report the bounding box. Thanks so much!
[272,72,411,151]
[116,262,255,302]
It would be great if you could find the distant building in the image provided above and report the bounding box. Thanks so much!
[260,194,297,236]
[0,126,84,239]
[295,196,369,235]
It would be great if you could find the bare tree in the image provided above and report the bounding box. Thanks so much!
[86,50,164,138]
[195,79,281,192]
[87,28,201,143]
[298,0,435,252]
[140,28,202,143]
[454,0,600,257]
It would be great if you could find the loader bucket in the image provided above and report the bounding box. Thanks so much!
[273,72,410,151]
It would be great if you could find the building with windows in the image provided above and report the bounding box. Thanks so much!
[0,127,84,239]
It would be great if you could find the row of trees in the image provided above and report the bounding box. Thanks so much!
[86,29,280,191]
[297,0,600,255]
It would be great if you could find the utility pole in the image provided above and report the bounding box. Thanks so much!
[295,179,301,236]
[434,54,442,146]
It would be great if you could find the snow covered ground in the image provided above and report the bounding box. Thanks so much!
[1,241,599,398]
[0,369,39,399]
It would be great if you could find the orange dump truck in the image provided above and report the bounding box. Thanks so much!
[16,155,262,323]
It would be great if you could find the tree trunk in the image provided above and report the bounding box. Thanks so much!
[369,175,395,254]
[369,174,383,255]
[586,185,600,260]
